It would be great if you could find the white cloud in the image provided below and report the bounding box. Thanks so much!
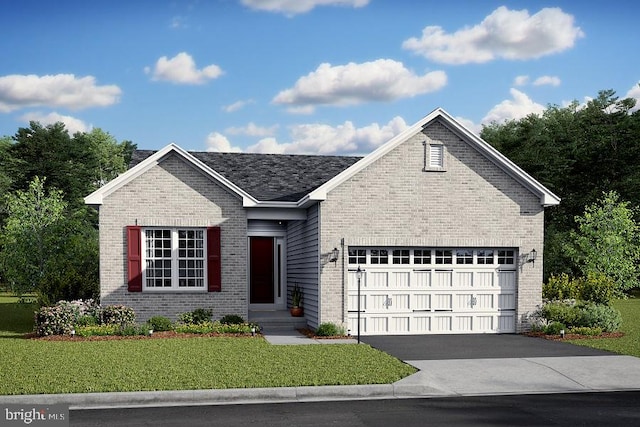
[273,59,447,111]
[514,75,529,86]
[482,88,545,124]
[246,116,407,155]
[223,99,255,113]
[241,0,369,16]
[533,75,561,86]
[0,74,121,113]
[225,122,278,137]
[402,6,584,64]
[625,82,640,112]
[147,52,223,85]
[19,111,90,134]
[205,132,242,152]
[454,116,483,135]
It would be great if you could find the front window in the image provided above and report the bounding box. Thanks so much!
[144,228,206,290]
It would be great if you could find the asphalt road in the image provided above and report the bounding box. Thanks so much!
[70,391,640,427]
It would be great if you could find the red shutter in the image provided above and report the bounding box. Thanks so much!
[207,226,222,292]
[126,226,143,292]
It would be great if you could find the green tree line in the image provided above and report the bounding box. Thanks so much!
[481,89,640,293]
[0,122,134,304]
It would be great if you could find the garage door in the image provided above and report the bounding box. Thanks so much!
[347,248,517,335]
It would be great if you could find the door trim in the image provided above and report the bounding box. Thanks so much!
[248,232,286,310]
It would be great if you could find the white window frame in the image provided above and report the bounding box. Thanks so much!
[142,227,207,292]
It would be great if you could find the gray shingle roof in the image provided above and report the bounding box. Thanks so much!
[131,150,362,202]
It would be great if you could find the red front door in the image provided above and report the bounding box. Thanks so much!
[250,237,274,304]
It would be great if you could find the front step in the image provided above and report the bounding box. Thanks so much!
[249,310,307,333]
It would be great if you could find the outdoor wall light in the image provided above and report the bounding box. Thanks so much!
[330,247,339,264]
[526,248,537,265]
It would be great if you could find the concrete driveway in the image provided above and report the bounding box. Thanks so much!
[361,334,640,396]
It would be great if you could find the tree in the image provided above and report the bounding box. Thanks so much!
[565,191,640,294]
[0,177,99,303]
[0,177,66,297]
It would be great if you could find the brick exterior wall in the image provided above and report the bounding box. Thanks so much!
[98,153,247,322]
[319,119,545,332]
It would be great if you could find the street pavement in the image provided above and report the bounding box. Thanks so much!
[1,332,639,409]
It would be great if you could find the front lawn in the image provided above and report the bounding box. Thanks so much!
[0,294,415,395]
[566,298,640,357]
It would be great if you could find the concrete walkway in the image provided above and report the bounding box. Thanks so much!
[2,332,640,409]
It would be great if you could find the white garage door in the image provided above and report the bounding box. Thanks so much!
[347,248,517,335]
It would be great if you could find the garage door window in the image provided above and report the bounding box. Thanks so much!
[370,249,389,264]
[414,249,431,264]
[435,250,453,264]
[456,250,473,264]
[348,249,366,264]
[498,250,515,264]
[477,250,494,264]
[393,249,410,264]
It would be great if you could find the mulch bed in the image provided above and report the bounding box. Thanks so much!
[27,331,260,341]
[524,331,624,341]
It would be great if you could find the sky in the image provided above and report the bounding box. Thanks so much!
[1,0,639,156]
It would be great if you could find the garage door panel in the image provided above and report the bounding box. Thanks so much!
[413,294,431,310]
[391,316,410,333]
[433,270,453,287]
[414,270,431,287]
[392,272,410,288]
[476,293,494,309]
[392,293,410,310]
[434,294,453,311]
[456,293,474,309]
[369,272,388,287]
[456,272,474,287]
[434,316,452,332]
[476,272,494,287]
[498,293,515,310]
[498,271,516,289]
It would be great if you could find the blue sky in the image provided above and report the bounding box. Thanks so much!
[1,0,638,155]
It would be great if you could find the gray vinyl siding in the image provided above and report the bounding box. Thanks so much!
[286,203,320,329]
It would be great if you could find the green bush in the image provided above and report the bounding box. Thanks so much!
[544,321,566,335]
[178,308,212,325]
[146,316,173,332]
[543,273,580,301]
[119,324,147,336]
[34,299,101,336]
[579,272,617,305]
[75,324,119,337]
[220,314,245,325]
[101,305,136,326]
[315,322,346,337]
[535,300,622,332]
[569,326,603,336]
[578,302,622,332]
[174,321,216,334]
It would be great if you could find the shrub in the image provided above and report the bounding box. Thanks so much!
[101,305,136,326]
[543,274,580,301]
[569,326,603,336]
[177,308,212,325]
[544,322,566,335]
[146,316,173,332]
[34,299,100,336]
[174,321,216,334]
[220,314,245,325]
[579,272,617,305]
[119,324,147,336]
[315,322,346,337]
[34,304,76,336]
[577,302,622,332]
[534,300,622,332]
[75,324,119,337]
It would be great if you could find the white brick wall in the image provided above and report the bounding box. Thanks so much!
[98,153,248,322]
[318,120,545,332]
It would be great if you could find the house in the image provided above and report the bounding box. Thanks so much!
[84,108,560,335]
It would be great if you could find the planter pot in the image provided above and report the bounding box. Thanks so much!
[290,307,303,317]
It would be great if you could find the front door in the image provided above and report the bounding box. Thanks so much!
[250,237,274,304]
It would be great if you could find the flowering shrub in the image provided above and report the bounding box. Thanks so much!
[532,300,622,333]
[101,305,136,326]
[34,299,101,336]
[177,308,212,325]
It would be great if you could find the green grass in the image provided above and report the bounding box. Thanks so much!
[0,294,415,395]
[566,298,640,357]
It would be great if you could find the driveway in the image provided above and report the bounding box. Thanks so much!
[361,333,614,360]
[361,334,640,396]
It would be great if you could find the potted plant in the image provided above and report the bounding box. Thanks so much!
[290,284,303,317]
